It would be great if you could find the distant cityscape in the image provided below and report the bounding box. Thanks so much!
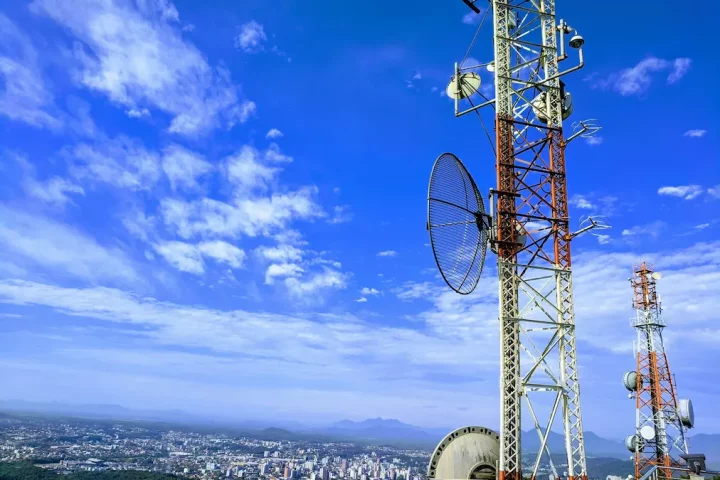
[0,412,659,480]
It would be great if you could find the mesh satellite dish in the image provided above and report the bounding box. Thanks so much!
[446,72,482,100]
[427,153,490,295]
[427,426,499,480]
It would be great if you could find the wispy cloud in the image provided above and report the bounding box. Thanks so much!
[587,56,691,96]
[235,21,267,53]
[570,195,595,210]
[0,206,140,285]
[621,221,666,238]
[585,136,604,146]
[0,14,61,130]
[30,0,255,136]
[657,185,703,200]
[683,129,706,138]
[266,128,284,139]
[377,250,397,257]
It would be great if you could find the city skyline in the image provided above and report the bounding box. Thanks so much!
[0,0,719,440]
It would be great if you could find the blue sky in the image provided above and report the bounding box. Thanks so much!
[0,0,718,439]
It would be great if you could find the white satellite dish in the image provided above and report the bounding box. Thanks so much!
[487,63,495,72]
[446,72,482,100]
[651,272,662,280]
[640,426,656,441]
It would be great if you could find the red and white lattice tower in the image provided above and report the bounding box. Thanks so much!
[623,263,694,479]
[449,0,599,479]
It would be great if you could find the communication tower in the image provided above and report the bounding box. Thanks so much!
[622,263,695,479]
[426,2,603,480]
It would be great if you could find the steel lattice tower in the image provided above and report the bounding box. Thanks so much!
[491,2,588,480]
[629,263,689,480]
[444,1,594,478]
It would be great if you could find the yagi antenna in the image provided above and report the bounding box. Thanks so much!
[568,118,603,143]
[572,215,612,239]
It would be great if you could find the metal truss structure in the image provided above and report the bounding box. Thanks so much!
[630,263,689,480]
[451,1,591,479]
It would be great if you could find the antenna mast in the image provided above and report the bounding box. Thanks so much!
[430,0,595,478]
[623,264,694,479]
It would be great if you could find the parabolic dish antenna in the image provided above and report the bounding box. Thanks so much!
[427,426,500,480]
[679,398,695,428]
[640,425,656,441]
[427,153,489,295]
[651,272,662,280]
[446,72,482,100]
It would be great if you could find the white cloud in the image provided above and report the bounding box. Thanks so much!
[161,144,212,191]
[284,267,347,299]
[395,282,436,301]
[621,221,665,238]
[126,107,150,118]
[461,11,482,25]
[695,223,710,230]
[333,187,341,194]
[0,14,61,130]
[377,250,397,257]
[24,177,85,207]
[197,241,246,269]
[0,206,139,285]
[255,245,304,263]
[356,297,368,303]
[708,186,720,199]
[585,136,604,146]
[30,0,255,137]
[588,56,691,96]
[667,58,691,84]
[657,185,703,200]
[329,205,352,224]
[154,240,246,274]
[265,263,304,285]
[67,136,161,191]
[684,129,706,138]
[235,20,267,53]
[596,234,611,245]
[159,143,323,241]
[360,287,380,296]
[225,145,280,194]
[264,143,293,163]
[11,152,85,208]
[266,128,283,139]
[570,194,595,210]
[154,241,204,274]
[412,72,422,80]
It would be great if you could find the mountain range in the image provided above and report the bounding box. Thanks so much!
[1,400,718,466]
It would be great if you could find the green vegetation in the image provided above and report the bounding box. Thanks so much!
[0,462,185,480]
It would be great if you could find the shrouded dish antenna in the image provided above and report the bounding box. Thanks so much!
[623,371,639,391]
[679,399,695,428]
[446,72,482,100]
[651,272,662,280]
[640,426,656,441]
[532,91,574,123]
[625,435,644,453]
[427,153,489,295]
[427,426,499,480]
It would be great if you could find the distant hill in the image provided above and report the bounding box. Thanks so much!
[521,429,628,459]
